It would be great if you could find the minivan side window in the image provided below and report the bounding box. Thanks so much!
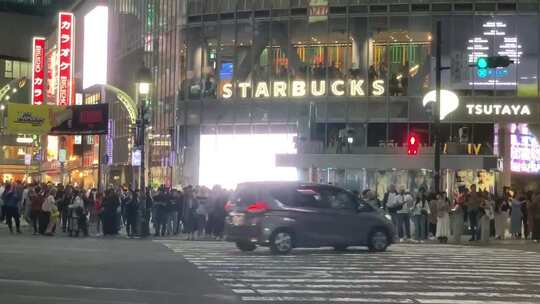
[357,201,375,213]
[294,187,330,209]
[233,188,257,207]
[325,189,358,211]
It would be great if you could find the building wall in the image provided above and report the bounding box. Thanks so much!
[0,12,49,59]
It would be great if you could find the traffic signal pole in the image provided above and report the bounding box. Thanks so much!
[434,21,442,193]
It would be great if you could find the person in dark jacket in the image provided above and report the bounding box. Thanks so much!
[58,185,71,232]
[153,187,169,237]
[29,187,44,235]
[183,186,198,240]
[2,183,21,234]
[172,189,184,235]
[102,188,120,235]
[125,189,139,237]
[211,187,228,240]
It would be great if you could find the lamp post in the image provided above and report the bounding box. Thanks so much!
[135,65,152,237]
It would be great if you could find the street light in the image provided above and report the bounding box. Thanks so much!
[136,66,152,96]
[135,65,152,237]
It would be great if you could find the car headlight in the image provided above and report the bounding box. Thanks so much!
[385,214,392,221]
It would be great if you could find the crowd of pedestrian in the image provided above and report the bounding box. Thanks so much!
[370,184,540,243]
[3,179,540,245]
[0,181,230,240]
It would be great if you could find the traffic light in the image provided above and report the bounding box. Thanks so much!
[407,134,420,155]
[476,56,513,69]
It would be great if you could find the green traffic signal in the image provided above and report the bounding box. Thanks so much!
[477,57,488,69]
[476,56,513,69]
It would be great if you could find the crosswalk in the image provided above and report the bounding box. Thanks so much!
[156,240,540,304]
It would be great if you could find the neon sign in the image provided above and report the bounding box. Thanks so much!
[423,90,532,118]
[31,37,46,105]
[221,79,385,99]
[57,12,74,106]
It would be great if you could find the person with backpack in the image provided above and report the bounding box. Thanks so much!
[68,190,88,237]
[383,185,400,231]
[42,188,59,236]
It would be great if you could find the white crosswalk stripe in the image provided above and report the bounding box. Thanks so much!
[156,240,540,304]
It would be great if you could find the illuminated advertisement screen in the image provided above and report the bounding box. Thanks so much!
[83,6,108,89]
[510,123,540,174]
[199,133,297,189]
[47,135,58,161]
[219,62,233,80]
[467,20,522,89]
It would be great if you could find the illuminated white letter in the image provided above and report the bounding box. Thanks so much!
[349,79,364,96]
[372,80,385,96]
[254,82,270,98]
[273,81,287,97]
[238,82,251,98]
[310,80,326,96]
[475,105,482,115]
[330,80,345,96]
[501,105,511,115]
[493,104,502,115]
[292,80,306,97]
[482,105,492,115]
[511,104,521,115]
[222,83,233,99]
[466,104,474,114]
[521,105,531,115]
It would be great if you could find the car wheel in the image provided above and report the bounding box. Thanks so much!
[333,245,348,252]
[368,229,390,252]
[270,230,294,255]
[236,241,257,252]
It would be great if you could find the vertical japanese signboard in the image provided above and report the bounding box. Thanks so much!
[57,12,74,106]
[31,37,46,105]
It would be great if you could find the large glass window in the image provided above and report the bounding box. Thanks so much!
[235,22,253,97]
[368,16,389,97]
[517,16,538,97]
[218,23,235,100]
[202,24,218,99]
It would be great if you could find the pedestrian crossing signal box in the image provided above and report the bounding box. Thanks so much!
[407,134,419,156]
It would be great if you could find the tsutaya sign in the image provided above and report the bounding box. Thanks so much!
[221,79,385,99]
[423,89,532,119]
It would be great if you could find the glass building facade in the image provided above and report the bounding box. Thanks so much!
[109,0,183,187]
[110,0,540,191]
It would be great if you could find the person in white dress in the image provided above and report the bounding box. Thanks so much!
[435,192,451,243]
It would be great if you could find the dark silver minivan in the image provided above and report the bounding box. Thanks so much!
[224,182,395,254]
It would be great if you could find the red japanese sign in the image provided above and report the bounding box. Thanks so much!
[31,37,46,105]
[57,12,74,106]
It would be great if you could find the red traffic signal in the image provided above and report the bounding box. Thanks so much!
[407,134,420,155]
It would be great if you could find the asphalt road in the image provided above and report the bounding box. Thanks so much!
[3,231,540,304]
[0,234,237,304]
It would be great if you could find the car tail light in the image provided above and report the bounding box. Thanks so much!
[246,201,269,213]
[224,201,234,212]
